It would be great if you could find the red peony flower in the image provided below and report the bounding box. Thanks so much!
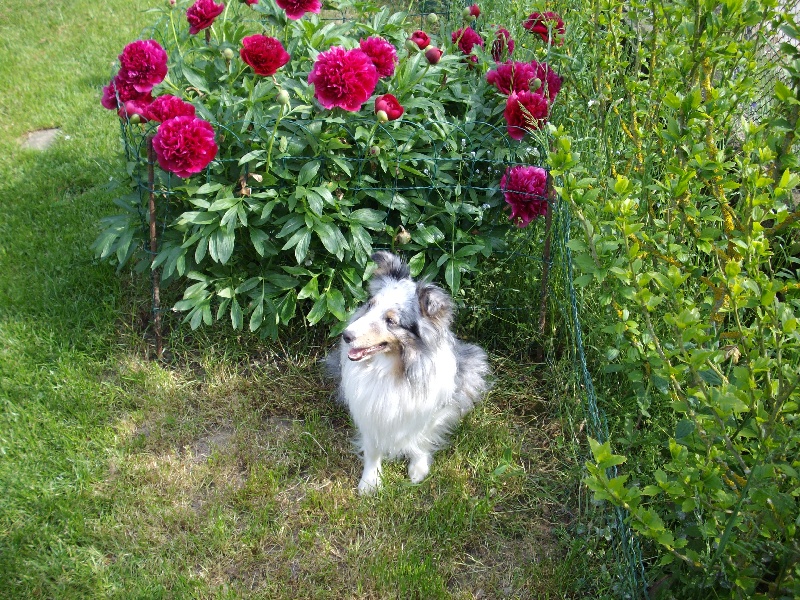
[240,35,290,76]
[504,90,549,140]
[467,4,480,18]
[486,61,535,95]
[152,116,218,178]
[523,11,565,45]
[308,46,378,112]
[101,77,153,112]
[452,27,484,57]
[144,95,196,122]
[276,0,321,20]
[500,165,549,227]
[425,46,443,64]
[359,37,398,78]
[116,40,168,94]
[374,94,404,120]
[186,0,225,35]
[487,60,562,99]
[409,30,431,50]
[118,99,153,122]
[491,28,514,62]
[101,82,118,110]
[530,61,562,99]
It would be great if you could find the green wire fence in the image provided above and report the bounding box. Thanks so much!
[109,1,653,597]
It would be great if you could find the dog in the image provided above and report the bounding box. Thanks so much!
[327,251,490,494]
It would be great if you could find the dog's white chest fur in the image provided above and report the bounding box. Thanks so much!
[340,346,458,457]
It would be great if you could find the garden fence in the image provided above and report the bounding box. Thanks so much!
[747,0,800,121]
[119,2,654,597]
[124,128,652,600]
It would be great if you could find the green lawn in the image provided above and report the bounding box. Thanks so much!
[0,1,594,597]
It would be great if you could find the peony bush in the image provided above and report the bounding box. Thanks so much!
[94,0,564,336]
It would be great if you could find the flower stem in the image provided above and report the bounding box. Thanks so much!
[221,1,230,43]
[169,8,181,54]
[265,106,285,170]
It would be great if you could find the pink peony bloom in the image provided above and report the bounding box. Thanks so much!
[523,11,565,45]
[409,30,431,50]
[101,77,153,111]
[530,61,562,99]
[240,35,290,76]
[491,28,514,62]
[425,46,443,64]
[152,116,218,178]
[487,60,562,99]
[276,0,321,20]
[500,165,549,227]
[486,61,535,95]
[101,82,118,110]
[118,99,153,122]
[116,40,168,94]
[186,0,225,35]
[144,95,196,122]
[452,27,484,57]
[468,4,480,18]
[359,37,398,78]
[308,46,378,112]
[504,90,549,140]
[374,94,404,120]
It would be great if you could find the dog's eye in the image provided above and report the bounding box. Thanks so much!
[385,315,398,326]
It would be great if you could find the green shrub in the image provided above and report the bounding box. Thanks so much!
[93,0,558,337]
[551,0,800,596]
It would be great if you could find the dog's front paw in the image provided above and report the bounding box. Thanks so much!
[408,453,432,484]
[358,470,382,495]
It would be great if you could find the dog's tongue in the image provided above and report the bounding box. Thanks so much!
[348,347,371,361]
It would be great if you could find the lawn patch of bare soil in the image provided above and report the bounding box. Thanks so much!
[95,344,582,598]
[19,127,61,150]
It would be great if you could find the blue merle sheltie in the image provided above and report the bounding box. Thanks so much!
[327,251,490,494]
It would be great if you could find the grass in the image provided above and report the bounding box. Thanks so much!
[0,1,601,597]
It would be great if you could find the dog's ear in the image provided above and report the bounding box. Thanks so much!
[416,282,453,328]
[371,251,410,281]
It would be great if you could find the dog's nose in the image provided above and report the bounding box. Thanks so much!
[342,330,355,344]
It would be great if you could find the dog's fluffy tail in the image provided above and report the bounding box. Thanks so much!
[453,341,491,414]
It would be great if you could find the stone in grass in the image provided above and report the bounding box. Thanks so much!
[20,127,61,150]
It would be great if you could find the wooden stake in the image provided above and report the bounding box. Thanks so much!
[538,173,555,339]
[147,136,164,360]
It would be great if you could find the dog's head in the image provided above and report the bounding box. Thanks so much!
[341,251,453,362]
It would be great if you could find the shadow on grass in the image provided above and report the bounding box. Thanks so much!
[0,138,596,598]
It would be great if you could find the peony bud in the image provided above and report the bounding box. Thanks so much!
[276,89,291,105]
[426,12,438,25]
[394,226,412,245]
[369,145,380,156]
[222,47,235,60]
[530,78,542,91]
[375,93,404,121]
[129,113,142,124]
[409,30,431,50]
[462,7,475,20]
[424,46,443,65]
[376,110,389,123]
